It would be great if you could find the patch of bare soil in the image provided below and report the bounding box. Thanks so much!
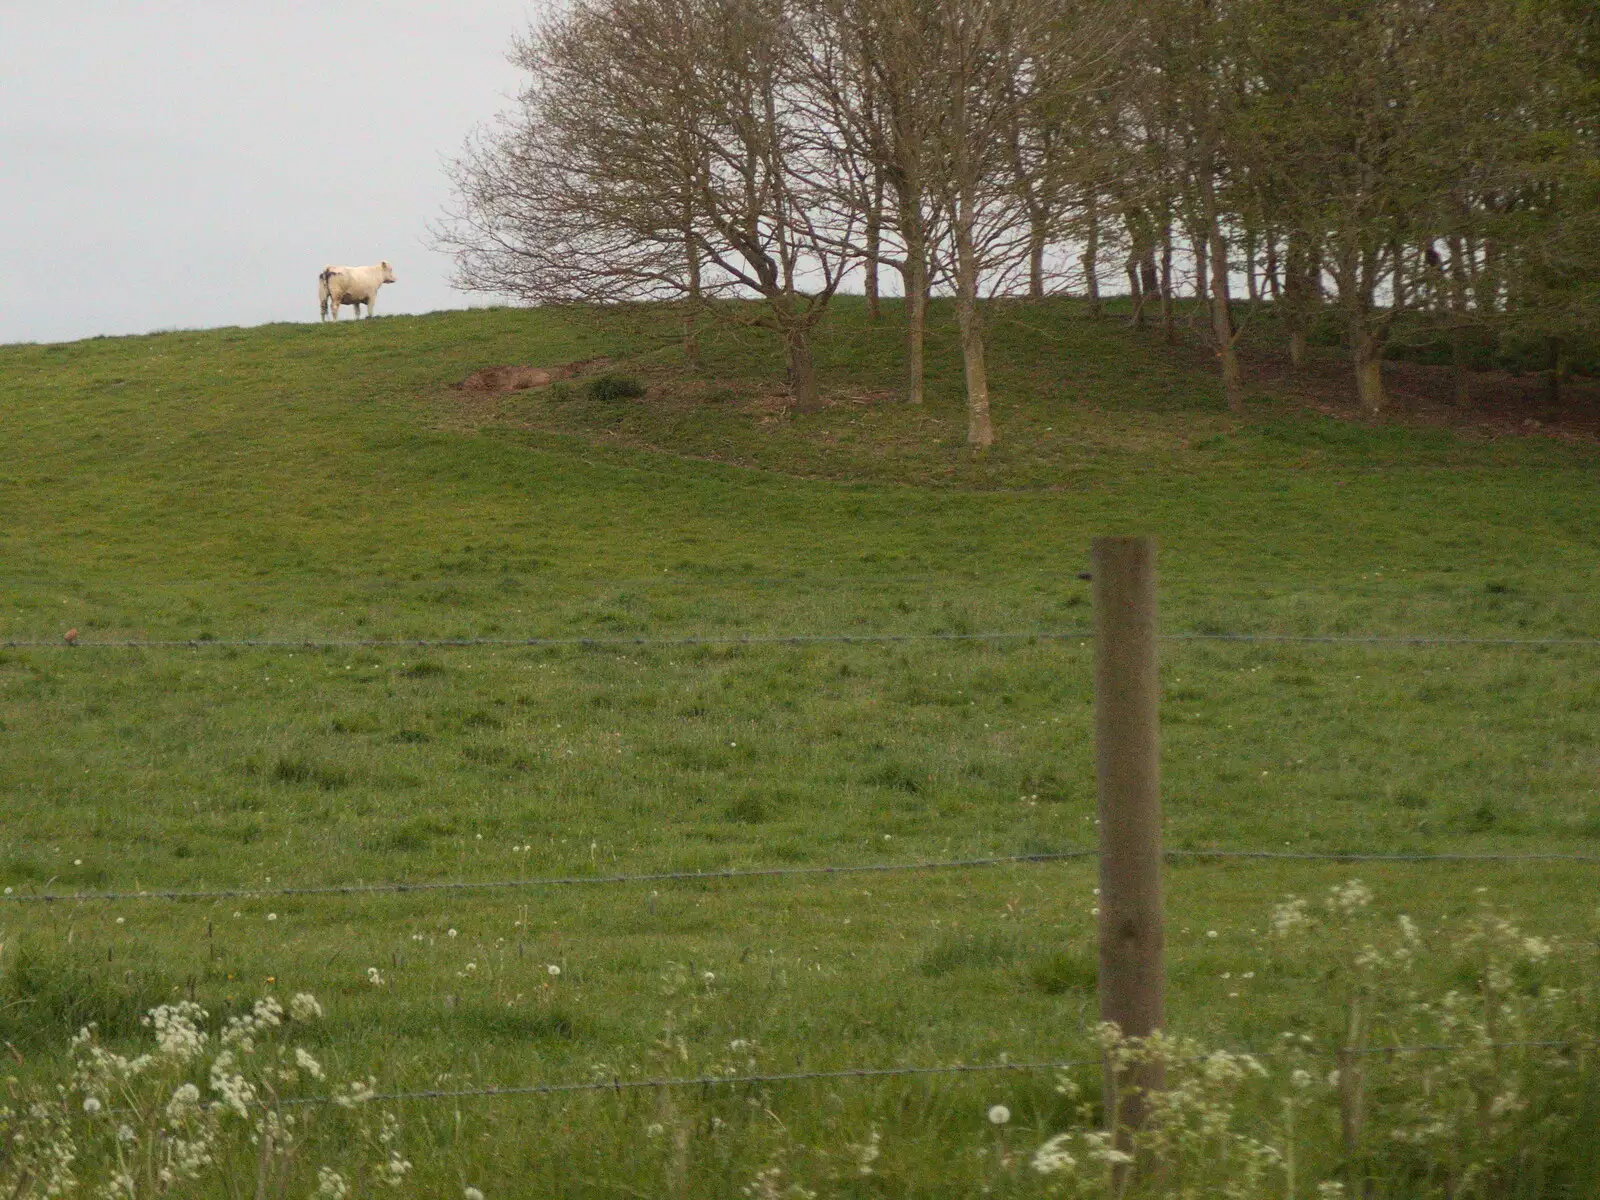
[1244,346,1600,445]
[454,357,612,394]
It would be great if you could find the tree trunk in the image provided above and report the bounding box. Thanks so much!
[1126,210,1155,328]
[953,202,993,449]
[957,297,993,449]
[1160,224,1175,344]
[1284,231,1312,370]
[865,170,884,321]
[683,229,702,365]
[1028,209,1047,300]
[1264,232,1281,303]
[1210,228,1244,413]
[1197,150,1244,413]
[785,325,820,412]
[1351,318,1385,415]
[1191,230,1208,303]
[1290,329,1308,370]
[905,280,927,406]
[1478,237,1501,316]
[1447,235,1470,405]
[1083,188,1102,317]
[1545,336,1568,407]
[898,192,928,405]
[1244,228,1259,304]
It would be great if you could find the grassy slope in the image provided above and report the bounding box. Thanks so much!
[1,302,1597,1195]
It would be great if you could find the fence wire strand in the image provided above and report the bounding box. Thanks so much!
[277,1039,1582,1110]
[5,847,1596,906]
[4,630,1598,651]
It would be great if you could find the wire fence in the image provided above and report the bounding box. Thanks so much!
[90,1036,1589,1117]
[17,605,1595,1141]
[5,847,1596,906]
[4,628,1598,651]
[272,1039,1583,1111]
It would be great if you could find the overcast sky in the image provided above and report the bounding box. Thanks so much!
[0,3,541,345]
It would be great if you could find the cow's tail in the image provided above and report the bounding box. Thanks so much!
[318,269,331,320]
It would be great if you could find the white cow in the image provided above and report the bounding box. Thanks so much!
[318,261,396,320]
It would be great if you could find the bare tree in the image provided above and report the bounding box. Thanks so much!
[438,0,855,410]
[925,0,1119,447]
[801,0,947,405]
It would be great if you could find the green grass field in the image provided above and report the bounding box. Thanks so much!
[2,300,1597,1196]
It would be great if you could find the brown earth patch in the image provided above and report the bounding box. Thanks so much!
[454,357,612,394]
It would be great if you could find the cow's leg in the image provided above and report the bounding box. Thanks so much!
[365,293,376,319]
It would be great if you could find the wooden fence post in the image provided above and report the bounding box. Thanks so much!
[1092,536,1165,1143]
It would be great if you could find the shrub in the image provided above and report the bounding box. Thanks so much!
[586,373,646,402]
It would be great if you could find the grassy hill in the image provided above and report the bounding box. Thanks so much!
[1,302,1597,1196]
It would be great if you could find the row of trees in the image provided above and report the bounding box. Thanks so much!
[437,0,1600,447]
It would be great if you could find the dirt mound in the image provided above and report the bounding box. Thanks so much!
[455,358,611,394]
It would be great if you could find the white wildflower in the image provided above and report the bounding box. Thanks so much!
[165,1129,216,1183]
[1093,1021,1124,1051]
[645,1123,665,1137]
[464,1190,485,1200]
[222,995,285,1051]
[367,967,385,987]
[1032,1133,1077,1175]
[987,1104,1011,1125]
[83,1096,102,1114]
[290,993,324,1022]
[334,1078,377,1108]
[166,1082,202,1120]
[1271,896,1311,936]
[1096,1147,1135,1167]
[209,1051,257,1118]
[294,1048,324,1080]
[1522,937,1552,962]
[316,1166,350,1199]
[376,1153,412,1187]
[1327,879,1373,914]
[147,1001,209,1063]
[1489,1090,1527,1118]
[742,1164,814,1200]
[850,1127,881,1175]
[1316,1183,1347,1198]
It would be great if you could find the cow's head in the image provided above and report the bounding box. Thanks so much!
[380,260,397,283]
